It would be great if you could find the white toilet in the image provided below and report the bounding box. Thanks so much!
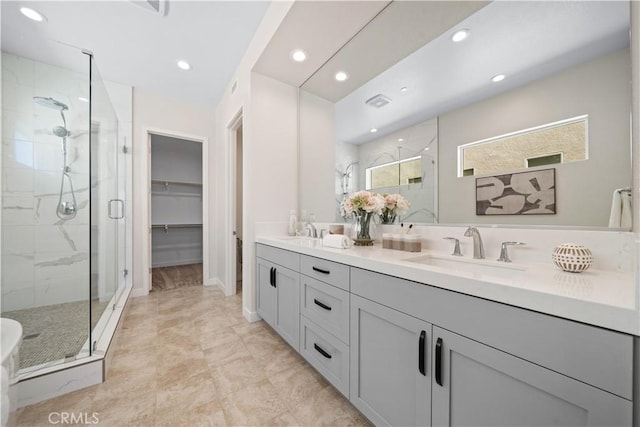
[1,318,22,427]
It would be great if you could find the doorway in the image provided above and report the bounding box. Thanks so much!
[227,111,244,297]
[149,134,204,291]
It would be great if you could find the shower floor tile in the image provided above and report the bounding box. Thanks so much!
[14,286,372,427]
[3,299,109,369]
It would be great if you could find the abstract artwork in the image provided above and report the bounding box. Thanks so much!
[476,168,556,215]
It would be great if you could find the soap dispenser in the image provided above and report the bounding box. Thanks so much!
[288,210,297,236]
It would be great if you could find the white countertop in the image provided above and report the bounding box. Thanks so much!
[256,235,640,336]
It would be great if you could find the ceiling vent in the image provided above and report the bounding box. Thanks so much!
[130,0,168,16]
[365,94,391,108]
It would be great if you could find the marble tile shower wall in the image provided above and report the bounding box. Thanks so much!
[2,52,91,312]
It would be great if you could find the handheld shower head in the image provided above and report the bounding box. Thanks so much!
[34,96,68,111]
[52,126,70,138]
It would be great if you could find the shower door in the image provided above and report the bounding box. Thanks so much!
[89,55,125,346]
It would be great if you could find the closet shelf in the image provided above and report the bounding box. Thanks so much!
[151,191,202,198]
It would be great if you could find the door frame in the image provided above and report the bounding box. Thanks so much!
[225,109,243,296]
[141,127,209,294]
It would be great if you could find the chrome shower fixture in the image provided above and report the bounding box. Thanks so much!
[33,96,77,220]
[33,96,68,111]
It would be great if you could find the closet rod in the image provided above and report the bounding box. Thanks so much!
[152,223,203,232]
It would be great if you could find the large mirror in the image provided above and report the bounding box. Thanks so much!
[299,0,632,230]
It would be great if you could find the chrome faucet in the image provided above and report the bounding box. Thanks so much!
[497,241,526,262]
[464,227,485,259]
[305,218,318,238]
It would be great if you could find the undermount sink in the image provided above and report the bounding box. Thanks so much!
[405,254,526,278]
[278,236,322,247]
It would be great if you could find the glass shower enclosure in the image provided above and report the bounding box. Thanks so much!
[1,45,128,374]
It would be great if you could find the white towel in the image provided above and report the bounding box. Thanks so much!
[322,234,352,249]
[609,189,632,228]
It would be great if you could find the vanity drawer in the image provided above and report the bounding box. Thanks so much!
[300,254,350,291]
[300,316,349,398]
[256,243,299,271]
[300,276,349,344]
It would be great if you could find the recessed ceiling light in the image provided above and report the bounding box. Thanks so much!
[177,60,191,70]
[335,71,349,82]
[491,74,506,83]
[290,49,307,62]
[20,7,46,22]
[370,128,378,133]
[400,87,408,93]
[398,138,404,142]
[78,97,89,103]
[451,29,470,42]
[424,147,430,151]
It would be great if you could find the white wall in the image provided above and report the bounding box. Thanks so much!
[214,1,296,320]
[439,48,632,227]
[131,88,215,296]
[299,90,335,221]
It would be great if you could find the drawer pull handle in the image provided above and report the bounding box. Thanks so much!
[312,266,331,275]
[313,299,332,311]
[418,330,426,376]
[314,343,332,359]
[435,337,443,386]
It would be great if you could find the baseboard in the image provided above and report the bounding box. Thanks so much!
[243,307,261,323]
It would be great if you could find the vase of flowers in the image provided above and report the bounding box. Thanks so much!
[380,193,411,224]
[340,191,385,246]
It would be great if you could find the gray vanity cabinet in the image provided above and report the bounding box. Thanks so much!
[350,294,431,427]
[431,326,632,427]
[256,245,300,351]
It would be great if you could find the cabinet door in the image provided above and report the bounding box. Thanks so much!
[431,326,632,427]
[273,265,300,351]
[350,294,431,427]
[256,258,276,327]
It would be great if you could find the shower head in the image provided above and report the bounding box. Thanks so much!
[52,125,70,138]
[34,97,68,111]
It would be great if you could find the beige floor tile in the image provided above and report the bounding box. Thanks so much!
[15,386,98,427]
[15,284,370,427]
[155,398,228,427]
[268,411,301,426]
[210,354,266,396]
[203,335,249,367]
[92,390,156,427]
[269,362,331,409]
[157,351,209,389]
[199,327,241,351]
[220,379,289,426]
[290,384,370,426]
[155,373,219,420]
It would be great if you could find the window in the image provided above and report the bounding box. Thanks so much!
[458,115,588,177]
[526,153,562,168]
[366,156,422,190]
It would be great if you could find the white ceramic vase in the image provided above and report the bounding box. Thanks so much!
[552,243,593,273]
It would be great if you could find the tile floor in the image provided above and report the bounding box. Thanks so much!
[14,285,371,426]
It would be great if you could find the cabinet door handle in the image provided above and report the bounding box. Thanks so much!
[269,267,274,286]
[435,337,443,386]
[272,268,277,288]
[312,266,330,275]
[418,330,426,376]
[314,343,332,359]
[313,299,332,311]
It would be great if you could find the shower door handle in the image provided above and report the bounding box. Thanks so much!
[108,199,125,219]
